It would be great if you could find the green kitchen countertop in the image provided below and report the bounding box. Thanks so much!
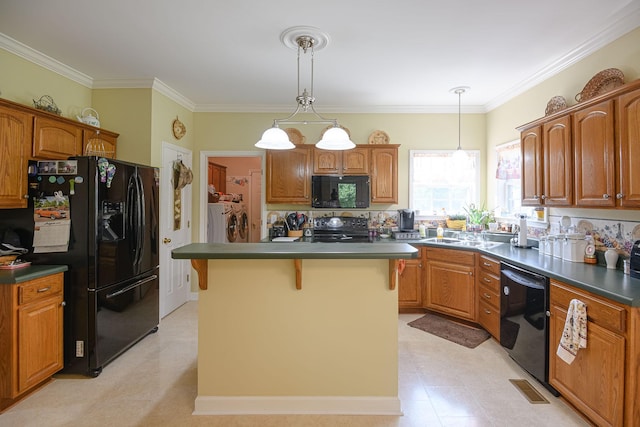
[0,264,68,285]
[172,242,419,260]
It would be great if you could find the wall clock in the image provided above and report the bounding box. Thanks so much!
[172,117,186,140]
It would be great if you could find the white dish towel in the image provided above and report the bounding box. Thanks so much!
[556,298,588,364]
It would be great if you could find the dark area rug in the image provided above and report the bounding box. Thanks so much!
[408,312,490,349]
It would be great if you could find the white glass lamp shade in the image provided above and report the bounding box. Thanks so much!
[315,127,355,150]
[255,127,295,150]
[452,147,468,161]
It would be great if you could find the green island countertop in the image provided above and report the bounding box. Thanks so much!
[0,264,68,285]
[171,242,419,260]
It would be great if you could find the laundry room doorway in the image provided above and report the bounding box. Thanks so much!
[200,152,264,243]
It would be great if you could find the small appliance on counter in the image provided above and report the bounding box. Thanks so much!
[393,230,420,240]
[397,209,415,231]
[630,240,640,279]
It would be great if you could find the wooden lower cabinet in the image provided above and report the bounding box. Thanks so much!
[424,248,475,321]
[398,246,424,310]
[548,280,635,427]
[476,254,501,339]
[0,273,64,412]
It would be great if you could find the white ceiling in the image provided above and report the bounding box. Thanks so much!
[1,0,639,113]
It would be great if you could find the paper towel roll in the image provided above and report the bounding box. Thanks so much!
[519,217,528,247]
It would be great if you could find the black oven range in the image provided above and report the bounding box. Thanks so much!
[312,216,370,243]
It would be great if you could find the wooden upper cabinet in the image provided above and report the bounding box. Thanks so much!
[616,88,640,208]
[370,146,398,204]
[312,147,369,175]
[520,126,543,206]
[33,116,83,159]
[82,129,117,159]
[0,105,32,208]
[573,99,616,207]
[342,148,369,174]
[266,146,311,204]
[542,115,573,206]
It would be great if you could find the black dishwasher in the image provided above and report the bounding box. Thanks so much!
[500,262,559,396]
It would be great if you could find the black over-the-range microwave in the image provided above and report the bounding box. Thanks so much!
[311,175,370,209]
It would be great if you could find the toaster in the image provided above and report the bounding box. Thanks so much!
[631,240,640,279]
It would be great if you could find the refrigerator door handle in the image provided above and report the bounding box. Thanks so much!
[136,173,146,268]
[106,275,158,299]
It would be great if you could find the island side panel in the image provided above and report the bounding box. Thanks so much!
[197,258,399,413]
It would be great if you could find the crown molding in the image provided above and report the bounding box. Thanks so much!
[193,103,485,114]
[92,78,196,111]
[0,32,93,88]
[484,3,640,111]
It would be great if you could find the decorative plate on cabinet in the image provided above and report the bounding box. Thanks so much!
[172,117,187,139]
[321,125,351,138]
[575,68,624,102]
[544,96,567,116]
[368,130,390,144]
[284,128,306,145]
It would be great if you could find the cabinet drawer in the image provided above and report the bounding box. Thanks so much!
[425,248,475,266]
[550,280,626,334]
[478,255,500,276]
[19,273,63,305]
[478,298,500,338]
[477,269,500,293]
[478,282,500,310]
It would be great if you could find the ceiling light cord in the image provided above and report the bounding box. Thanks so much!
[451,86,469,161]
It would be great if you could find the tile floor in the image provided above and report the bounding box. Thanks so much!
[0,302,589,427]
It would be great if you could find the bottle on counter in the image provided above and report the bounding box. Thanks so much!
[419,223,426,238]
[436,225,444,239]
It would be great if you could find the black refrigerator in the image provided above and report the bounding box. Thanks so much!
[3,156,160,377]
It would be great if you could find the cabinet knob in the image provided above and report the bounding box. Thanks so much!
[483,292,491,299]
[484,308,491,314]
[616,193,623,199]
[163,238,172,244]
[61,301,66,307]
[23,194,29,199]
[603,194,610,199]
[540,194,546,200]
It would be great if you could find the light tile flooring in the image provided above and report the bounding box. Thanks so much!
[1,302,589,427]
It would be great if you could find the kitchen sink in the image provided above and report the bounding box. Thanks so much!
[423,237,501,249]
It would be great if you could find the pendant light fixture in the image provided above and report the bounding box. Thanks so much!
[255,27,355,151]
[451,86,470,161]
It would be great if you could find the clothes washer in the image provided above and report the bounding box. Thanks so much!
[207,202,238,243]
[233,202,249,243]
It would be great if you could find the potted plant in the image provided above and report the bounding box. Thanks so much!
[463,203,496,231]
[446,214,467,230]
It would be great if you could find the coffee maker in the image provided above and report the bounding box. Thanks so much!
[398,209,415,231]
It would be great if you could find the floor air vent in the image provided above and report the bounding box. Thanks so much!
[509,379,549,404]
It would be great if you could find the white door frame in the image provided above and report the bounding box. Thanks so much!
[199,150,265,243]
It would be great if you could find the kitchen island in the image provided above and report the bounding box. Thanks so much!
[171,242,418,415]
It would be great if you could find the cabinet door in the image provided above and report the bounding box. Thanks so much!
[313,149,340,175]
[425,259,475,320]
[266,146,311,203]
[542,115,573,205]
[82,129,117,158]
[616,89,640,207]
[370,147,397,204]
[0,106,31,208]
[33,116,83,159]
[520,126,542,206]
[573,100,616,207]
[398,248,423,309]
[17,296,63,393]
[342,148,369,175]
[549,304,625,427]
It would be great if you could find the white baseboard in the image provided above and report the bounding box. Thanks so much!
[192,395,403,416]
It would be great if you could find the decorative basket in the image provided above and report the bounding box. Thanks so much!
[33,95,62,115]
[446,219,466,230]
[544,96,567,116]
[575,68,625,103]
